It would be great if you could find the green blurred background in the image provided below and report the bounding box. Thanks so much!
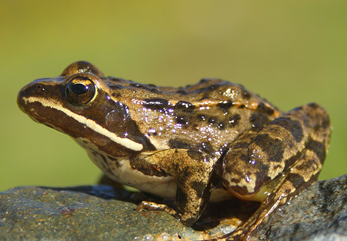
[1,1,346,191]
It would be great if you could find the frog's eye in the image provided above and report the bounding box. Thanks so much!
[65,77,96,106]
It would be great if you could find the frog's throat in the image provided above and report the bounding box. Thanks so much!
[22,96,144,151]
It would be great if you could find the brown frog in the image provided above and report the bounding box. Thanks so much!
[17,61,331,240]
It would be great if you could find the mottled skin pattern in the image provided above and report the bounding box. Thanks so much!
[17,61,331,240]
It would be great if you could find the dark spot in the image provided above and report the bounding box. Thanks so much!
[130,83,144,88]
[307,103,320,109]
[149,88,159,93]
[238,104,245,109]
[217,122,226,130]
[272,117,304,143]
[229,114,240,127]
[176,116,189,125]
[207,84,221,91]
[176,89,188,95]
[217,100,234,112]
[199,78,210,83]
[295,157,318,172]
[148,84,157,87]
[197,114,207,121]
[257,102,275,115]
[242,90,251,99]
[250,112,271,128]
[306,139,326,162]
[143,98,169,110]
[253,134,284,163]
[287,173,305,189]
[169,139,192,149]
[175,101,195,112]
[208,117,217,125]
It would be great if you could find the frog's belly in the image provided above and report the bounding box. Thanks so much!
[77,138,233,202]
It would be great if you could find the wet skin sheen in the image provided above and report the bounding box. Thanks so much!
[17,61,331,240]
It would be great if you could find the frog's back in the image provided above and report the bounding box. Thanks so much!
[107,77,282,157]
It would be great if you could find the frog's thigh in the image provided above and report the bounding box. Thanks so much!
[222,103,330,200]
[135,149,215,226]
[221,103,330,240]
[227,146,326,241]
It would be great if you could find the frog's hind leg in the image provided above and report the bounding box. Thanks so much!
[222,148,323,241]
[220,103,330,240]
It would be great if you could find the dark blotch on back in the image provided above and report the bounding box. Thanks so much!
[208,117,218,124]
[242,90,251,99]
[199,78,210,83]
[175,101,195,112]
[257,102,275,115]
[229,114,240,127]
[143,98,169,110]
[272,117,304,143]
[130,83,142,88]
[250,112,271,128]
[129,83,159,93]
[217,100,234,112]
[217,122,226,130]
[176,115,189,125]
[207,84,222,91]
[197,114,207,121]
[176,89,188,95]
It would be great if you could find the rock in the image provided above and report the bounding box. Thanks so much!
[254,175,347,241]
[1,175,347,240]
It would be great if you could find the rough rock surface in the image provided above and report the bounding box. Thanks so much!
[1,175,347,241]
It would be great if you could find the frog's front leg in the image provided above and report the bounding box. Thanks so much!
[134,149,215,226]
[221,103,330,240]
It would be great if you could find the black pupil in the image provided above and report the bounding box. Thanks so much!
[71,83,89,95]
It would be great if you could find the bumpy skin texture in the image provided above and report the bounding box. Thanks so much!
[17,61,331,240]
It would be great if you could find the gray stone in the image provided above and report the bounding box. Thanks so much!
[254,175,347,241]
[1,175,347,240]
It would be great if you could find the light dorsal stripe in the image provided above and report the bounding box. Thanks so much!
[23,96,143,151]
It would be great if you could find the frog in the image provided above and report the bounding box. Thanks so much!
[17,61,331,240]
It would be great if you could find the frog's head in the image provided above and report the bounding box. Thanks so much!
[17,61,147,156]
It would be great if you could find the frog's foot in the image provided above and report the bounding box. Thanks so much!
[136,201,180,219]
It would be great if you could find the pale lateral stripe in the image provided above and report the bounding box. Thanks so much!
[23,96,143,151]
